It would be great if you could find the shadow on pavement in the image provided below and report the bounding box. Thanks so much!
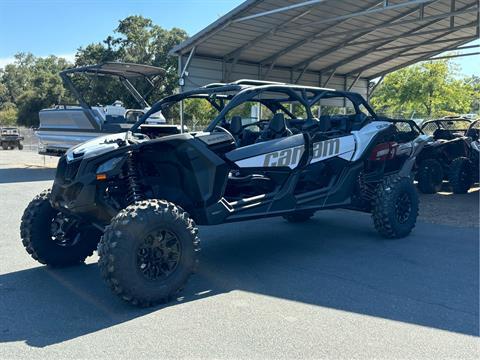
[0,211,478,347]
[0,167,55,184]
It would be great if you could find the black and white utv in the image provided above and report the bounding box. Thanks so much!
[415,118,472,193]
[21,80,428,306]
[447,119,480,193]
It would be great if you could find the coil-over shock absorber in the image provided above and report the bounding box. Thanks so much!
[126,150,144,204]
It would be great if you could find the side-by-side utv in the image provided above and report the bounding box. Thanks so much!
[21,80,428,306]
[415,118,472,193]
[0,127,24,150]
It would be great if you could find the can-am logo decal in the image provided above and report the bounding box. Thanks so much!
[263,145,304,167]
[235,136,354,169]
[263,138,341,167]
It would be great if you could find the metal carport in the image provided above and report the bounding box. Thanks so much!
[170,0,479,100]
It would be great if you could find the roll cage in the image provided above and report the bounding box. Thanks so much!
[420,118,472,136]
[132,80,378,133]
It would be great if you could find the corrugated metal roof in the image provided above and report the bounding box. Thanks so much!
[171,0,479,80]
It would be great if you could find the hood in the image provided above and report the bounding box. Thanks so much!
[66,133,127,162]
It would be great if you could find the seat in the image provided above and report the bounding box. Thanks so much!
[230,116,243,145]
[433,128,454,140]
[302,117,320,132]
[256,113,292,142]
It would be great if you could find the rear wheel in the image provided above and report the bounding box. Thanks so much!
[449,157,474,194]
[98,199,200,307]
[283,210,315,223]
[416,159,443,194]
[20,189,102,266]
[372,176,419,239]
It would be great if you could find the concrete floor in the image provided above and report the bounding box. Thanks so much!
[0,151,478,359]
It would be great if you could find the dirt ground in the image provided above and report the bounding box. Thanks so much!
[1,149,478,228]
[418,186,479,228]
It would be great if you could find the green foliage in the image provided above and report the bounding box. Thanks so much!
[467,75,480,114]
[371,59,478,119]
[74,15,188,109]
[0,102,18,126]
[0,53,72,126]
[182,98,218,130]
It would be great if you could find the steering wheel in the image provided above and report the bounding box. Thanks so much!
[213,125,234,138]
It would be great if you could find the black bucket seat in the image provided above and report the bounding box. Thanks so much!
[256,113,292,142]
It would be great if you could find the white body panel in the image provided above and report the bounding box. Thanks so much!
[310,135,355,163]
[235,135,357,169]
[350,121,391,161]
[234,121,391,169]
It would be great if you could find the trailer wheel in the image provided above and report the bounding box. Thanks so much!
[416,159,443,194]
[449,157,474,194]
[98,199,200,307]
[372,175,419,239]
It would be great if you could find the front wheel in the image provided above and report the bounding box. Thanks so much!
[449,157,474,194]
[18,142,23,150]
[20,189,102,266]
[372,176,419,239]
[98,199,200,307]
[416,159,443,194]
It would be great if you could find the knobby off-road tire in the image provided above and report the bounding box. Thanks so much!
[372,175,419,239]
[283,210,315,223]
[20,189,102,267]
[98,199,200,307]
[416,159,443,194]
[449,157,474,194]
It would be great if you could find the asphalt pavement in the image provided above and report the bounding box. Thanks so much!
[0,163,478,359]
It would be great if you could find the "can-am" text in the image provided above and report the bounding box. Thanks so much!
[263,138,341,167]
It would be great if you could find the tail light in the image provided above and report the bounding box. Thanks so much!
[369,142,398,161]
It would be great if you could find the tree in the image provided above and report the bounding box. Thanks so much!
[466,75,480,114]
[0,103,18,126]
[74,16,188,109]
[371,59,477,119]
[0,53,72,126]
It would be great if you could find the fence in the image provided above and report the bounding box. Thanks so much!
[17,127,39,152]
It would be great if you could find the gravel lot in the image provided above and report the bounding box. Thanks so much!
[0,150,478,359]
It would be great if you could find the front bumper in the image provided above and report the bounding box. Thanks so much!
[50,156,115,224]
[0,136,23,142]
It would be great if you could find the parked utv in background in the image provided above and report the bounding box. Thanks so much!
[0,127,24,150]
[21,80,428,307]
[447,119,480,193]
[36,62,182,156]
[415,118,472,193]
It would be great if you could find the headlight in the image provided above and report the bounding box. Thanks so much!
[96,156,124,174]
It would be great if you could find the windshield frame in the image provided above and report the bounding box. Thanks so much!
[130,84,244,132]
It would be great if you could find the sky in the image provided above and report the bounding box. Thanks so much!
[0,0,478,76]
